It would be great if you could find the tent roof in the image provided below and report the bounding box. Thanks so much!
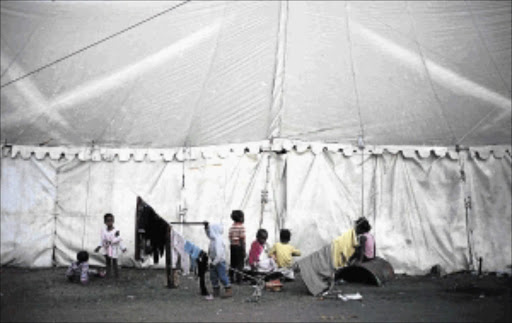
[1,1,511,149]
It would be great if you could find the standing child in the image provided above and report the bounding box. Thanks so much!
[204,222,232,298]
[228,210,246,284]
[248,228,276,273]
[94,213,127,278]
[66,250,105,284]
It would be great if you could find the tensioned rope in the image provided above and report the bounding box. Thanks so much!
[464,0,511,96]
[0,0,191,89]
[405,2,458,146]
[345,3,366,220]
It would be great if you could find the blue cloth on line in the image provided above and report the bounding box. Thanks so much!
[184,240,202,261]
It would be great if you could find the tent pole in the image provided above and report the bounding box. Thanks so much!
[358,136,365,219]
[166,224,175,288]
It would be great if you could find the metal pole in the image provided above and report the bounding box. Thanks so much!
[166,224,174,288]
[135,197,141,261]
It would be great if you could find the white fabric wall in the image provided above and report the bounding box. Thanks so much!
[1,157,56,267]
[1,151,277,268]
[1,147,510,274]
[465,151,512,272]
[284,149,511,274]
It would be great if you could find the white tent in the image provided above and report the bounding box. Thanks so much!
[1,1,510,274]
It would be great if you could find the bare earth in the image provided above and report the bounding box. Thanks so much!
[1,266,510,322]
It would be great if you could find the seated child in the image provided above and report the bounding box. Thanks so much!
[349,217,375,264]
[66,250,105,285]
[248,228,277,273]
[268,229,301,279]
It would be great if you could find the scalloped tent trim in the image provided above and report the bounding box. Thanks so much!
[2,140,510,162]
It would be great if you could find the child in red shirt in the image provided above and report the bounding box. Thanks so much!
[228,210,246,284]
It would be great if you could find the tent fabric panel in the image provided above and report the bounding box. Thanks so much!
[350,2,454,146]
[0,1,279,148]
[0,157,56,267]
[281,1,361,143]
[371,153,470,274]
[0,213,54,267]
[2,1,510,148]
[465,153,512,272]
[279,1,511,146]
[179,153,277,255]
[184,1,280,146]
[285,151,364,257]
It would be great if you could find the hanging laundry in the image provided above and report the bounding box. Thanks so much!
[172,229,190,274]
[185,240,203,274]
[136,200,169,264]
[184,240,202,261]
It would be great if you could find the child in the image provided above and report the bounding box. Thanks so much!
[228,210,246,284]
[331,222,358,269]
[268,229,301,269]
[349,217,375,264]
[248,228,276,273]
[66,250,105,284]
[204,222,232,298]
[94,213,127,278]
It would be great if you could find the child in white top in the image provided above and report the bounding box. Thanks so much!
[94,213,127,278]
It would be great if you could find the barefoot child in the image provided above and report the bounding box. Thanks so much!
[94,213,127,278]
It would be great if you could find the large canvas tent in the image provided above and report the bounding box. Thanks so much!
[1,1,510,275]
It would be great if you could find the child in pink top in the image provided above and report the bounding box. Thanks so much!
[248,228,276,272]
[349,217,375,264]
[94,213,127,278]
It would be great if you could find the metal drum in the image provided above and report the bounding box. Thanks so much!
[335,257,395,286]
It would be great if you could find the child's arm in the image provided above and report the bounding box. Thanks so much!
[112,230,127,252]
[95,230,103,252]
[65,264,74,277]
[268,244,277,260]
[80,263,89,285]
[292,246,301,257]
[111,230,122,244]
[358,235,367,262]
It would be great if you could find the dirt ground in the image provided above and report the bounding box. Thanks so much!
[1,266,510,323]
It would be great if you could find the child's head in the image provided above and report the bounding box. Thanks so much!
[231,210,244,224]
[256,228,268,245]
[77,250,89,263]
[355,217,371,235]
[104,213,114,228]
[280,229,291,243]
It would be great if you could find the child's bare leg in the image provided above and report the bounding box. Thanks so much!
[105,256,112,278]
[113,258,119,278]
